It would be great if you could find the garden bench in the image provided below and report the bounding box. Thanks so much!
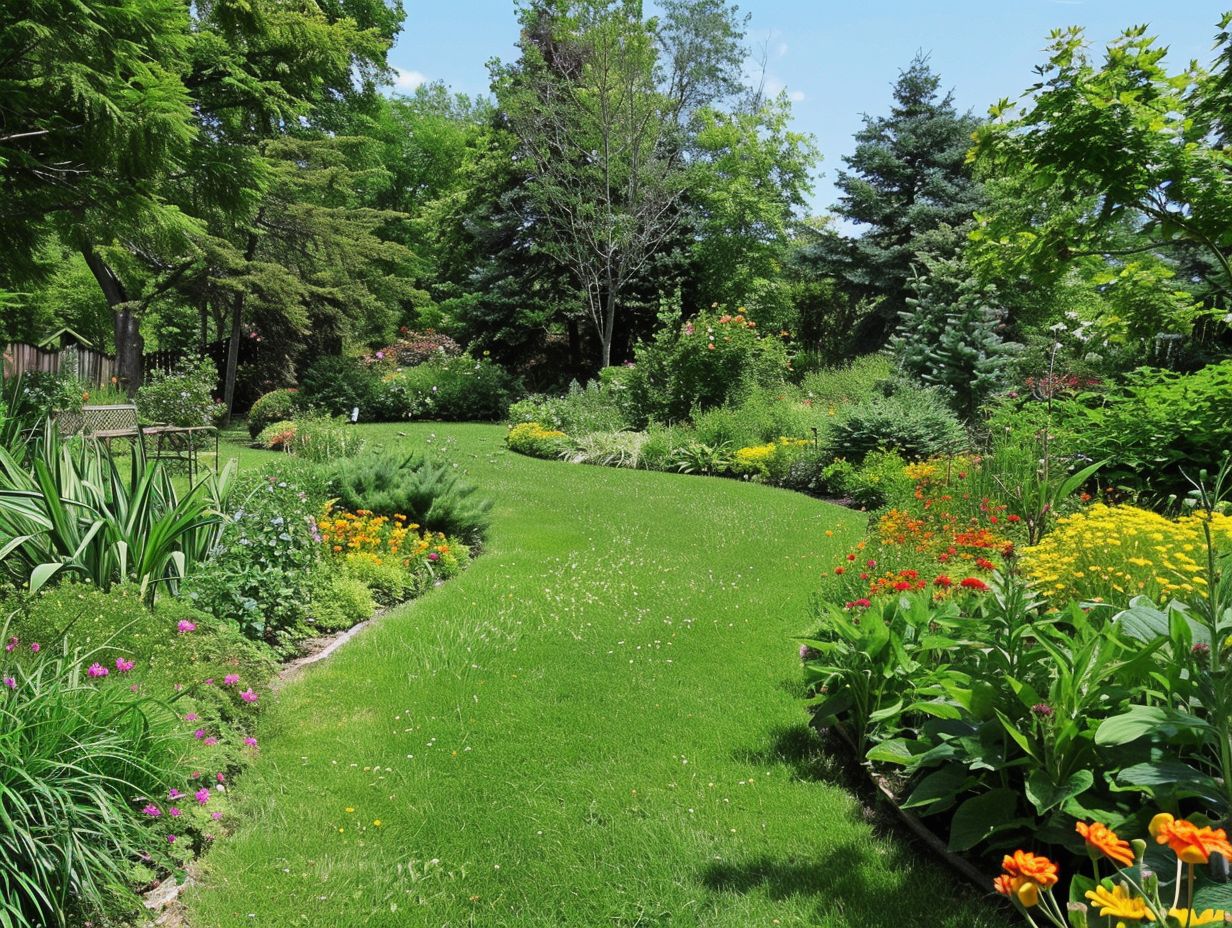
[57,404,218,480]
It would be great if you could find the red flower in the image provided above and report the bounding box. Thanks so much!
[1007,514,1021,523]
[900,569,919,580]
[892,581,913,592]
[834,567,845,575]
[846,553,856,561]
[934,575,952,588]
[960,577,988,591]
[975,557,996,571]
[854,598,871,608]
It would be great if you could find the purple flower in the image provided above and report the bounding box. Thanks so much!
[240,688,258,704]
[203,737,218,747]
[798,644,819,662]
[29,642,39,654]
[87,662,108,678]
[223,674,240,686]
[1031,703,1055,719]
[195,788,210,806]
[142,804,162,817]
[168,806,182,817]
[211,811,223,821]
[244,737,259,748]
[203,678,214,686]
[4,636,17,653]
[177,620,196,634]
[184,713,199,722]
[2,677,14,690]
[115,657,134,673]
[167,834,177,844]
[169,788,184,800]
[193,729,206,740]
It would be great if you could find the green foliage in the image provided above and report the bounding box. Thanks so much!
[566,431,649,470]
[626,308,790,423]
[182,470,323,649]
[670,440,733,476]
[821,450,913,509]
[824,388,965,463]
[338,555,416,607]
[380,355,517,422]
[324,449,492,544]
[137,356,225,428]
[309,568,376,632]
[297,357,381,418]
[798,354,895,408]
[0,429,235,599]
[1054,361,1232,500]
[247,389,299,439]
[507,381,632,434]
[890,254,1013,419]
[639,422,694,472]
[282,417,366,463]
[0,632,185,928]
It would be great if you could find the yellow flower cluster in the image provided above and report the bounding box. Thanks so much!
[506,421,570,458]
[732,437,809,475]
[1021,504,1232,604]
[318,505,450,570]
[902,454,982,483]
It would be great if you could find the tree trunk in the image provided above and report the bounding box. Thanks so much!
[600,285,617,368]
[222,224,261,425]
[82,246,142,394]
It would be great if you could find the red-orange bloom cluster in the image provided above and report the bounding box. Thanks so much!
[994,851,1059,908]
[1150,814,1232,865]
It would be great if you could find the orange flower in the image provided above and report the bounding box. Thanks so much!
[1076,821,1136,868]
[1150,814,1232,865]
[995,851,1058,908]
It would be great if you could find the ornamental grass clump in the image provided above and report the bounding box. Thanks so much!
[1020,504,1232,605]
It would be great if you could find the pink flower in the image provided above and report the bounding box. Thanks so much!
[168,807,182,817]
[167,834,176,844]
[184,713,199,722]
[211,811,223,821]
[223,674,240,686]
[190,771,201,780]
[193,729,206,740]
[168,788,184,800]
[2,677,14,690]
[87,662,108,678]
[203,678,214,686]
[216,772,226,783]
[29,642,39,654]
[240,688,258,703]
[428,552,439,562]
[115,657,134,673]
[195,788,210,806]
[243,737,259,748]
[4,636,17,653]
[203,737,218,746]
[142,804,161,817]
[177,620,196,634]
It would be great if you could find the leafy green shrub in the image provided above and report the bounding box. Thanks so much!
[296,356,381,417]
[247,388,298,439]
[507,380,631,434]
[692,387,816,449]
[626,309,790,423]
[324,449,492,544]
[640,422,694,471]
[824,388,965,463]
[506,422,574,459]
[284,415,365,463]
[136,357,225,428]
[339,554,417,606]
[776,446,832,495]
[379,355,517,421]
[309,569,375,632]
[670,441,734,476]
[182,470,324,649]
[0,623,185,928]
[799,354,895,407]
[822,450,912,509]
[256,419,297,451]
[1054,361,1232,499]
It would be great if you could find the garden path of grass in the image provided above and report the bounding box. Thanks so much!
[185,423,999,928]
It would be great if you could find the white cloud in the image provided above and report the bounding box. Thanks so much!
[392,68,427,91]
[789,89,806,103]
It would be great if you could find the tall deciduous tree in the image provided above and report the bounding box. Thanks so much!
[495,0,689,368]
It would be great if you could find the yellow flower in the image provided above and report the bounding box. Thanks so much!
[345,807,355,813]
[1085,883,1155,921]
[372,819,382,827]
[1168,909,1227,926]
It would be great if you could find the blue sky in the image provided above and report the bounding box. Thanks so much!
[388,1,1227,214]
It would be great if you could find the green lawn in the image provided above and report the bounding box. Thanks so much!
[184,423,998,927]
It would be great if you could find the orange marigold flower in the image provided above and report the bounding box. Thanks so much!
[997,850,1059,908]
[1075,821,1136,868]
[1150,813,1232,865]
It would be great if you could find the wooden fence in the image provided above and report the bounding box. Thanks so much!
[3,342,116,387]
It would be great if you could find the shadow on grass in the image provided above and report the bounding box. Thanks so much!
[733,722,858,790]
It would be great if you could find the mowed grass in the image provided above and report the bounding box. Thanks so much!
[185,423,999,928]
